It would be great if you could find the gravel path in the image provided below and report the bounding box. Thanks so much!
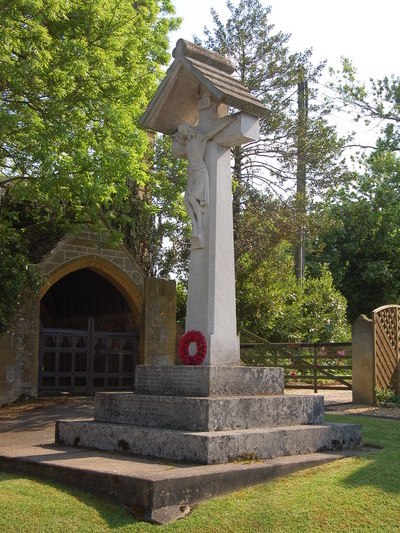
[285,388,352,405]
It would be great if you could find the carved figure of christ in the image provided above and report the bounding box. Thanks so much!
[172,115,236,248]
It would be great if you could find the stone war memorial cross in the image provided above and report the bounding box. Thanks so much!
[141,39,268,365]
[56,41,361,523]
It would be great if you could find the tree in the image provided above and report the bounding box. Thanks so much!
[189,0,350,338]
[0,0,179,331]
[195,0,348,294]
[111,134,190,278]
[329,60,400,173]
[0,218,40,332]
[332,59,400,144]
[0,0,178,217]
[234,191,350,342]
[308,64,400,322]
[307,150,400,323]
[237,239,349,343]
[149,135,191,279]
[196,0,346,201]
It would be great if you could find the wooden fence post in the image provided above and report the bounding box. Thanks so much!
[313,346,318,393]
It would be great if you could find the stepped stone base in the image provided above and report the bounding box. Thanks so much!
[56,366,362,466]
[56,420,361,464]
[94,392,324,431]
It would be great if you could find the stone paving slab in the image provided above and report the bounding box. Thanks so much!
[285,388,353,405]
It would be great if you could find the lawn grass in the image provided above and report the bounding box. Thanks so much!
[0,414,399,532]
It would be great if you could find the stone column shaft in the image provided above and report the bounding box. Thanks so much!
[186,140,239,365]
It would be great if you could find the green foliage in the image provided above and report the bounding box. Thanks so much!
[189,0,351,341]
[237,241,349,343]
[175,280,188,325]
[0,220,40,332]
[311,62,400,322]
[0,0,179,215]
[0,0,179,327]
[308,150,400,322]
[333,58,400,130]
[374,387,400,405]
[234,192,349,342]
[148,134,191,278]
[110,135,190,278]
[197,0,347,199]
[300,267,350,341]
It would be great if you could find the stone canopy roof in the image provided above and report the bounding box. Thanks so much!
[140,39,268,135]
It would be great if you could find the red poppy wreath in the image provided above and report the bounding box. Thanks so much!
[179,330,207,365]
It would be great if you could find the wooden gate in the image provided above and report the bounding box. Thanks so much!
[373,305,400,394]
[240,329,352,391]
[38,321,138,395]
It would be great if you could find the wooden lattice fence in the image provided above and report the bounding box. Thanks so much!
[373,305,400,394]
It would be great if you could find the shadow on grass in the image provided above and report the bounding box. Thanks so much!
[0,470,144,530]
[326,413,400,494]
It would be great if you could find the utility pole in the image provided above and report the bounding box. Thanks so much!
[295,68,308,281]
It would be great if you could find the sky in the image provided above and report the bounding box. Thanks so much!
[170,0,399,80]
[169,0,399,145]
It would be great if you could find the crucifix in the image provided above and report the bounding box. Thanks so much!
[141,39,267,366]
[171,97,260,365]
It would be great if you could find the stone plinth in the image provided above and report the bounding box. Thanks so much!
[135,365,284,396]
[94,392,324,431]
[56,365,362,465]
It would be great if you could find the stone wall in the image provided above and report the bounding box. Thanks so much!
[140,278,176,366]
[0,288,40,405]
[40,229,144,296]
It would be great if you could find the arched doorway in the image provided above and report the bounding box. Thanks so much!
[38,268,139,395]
